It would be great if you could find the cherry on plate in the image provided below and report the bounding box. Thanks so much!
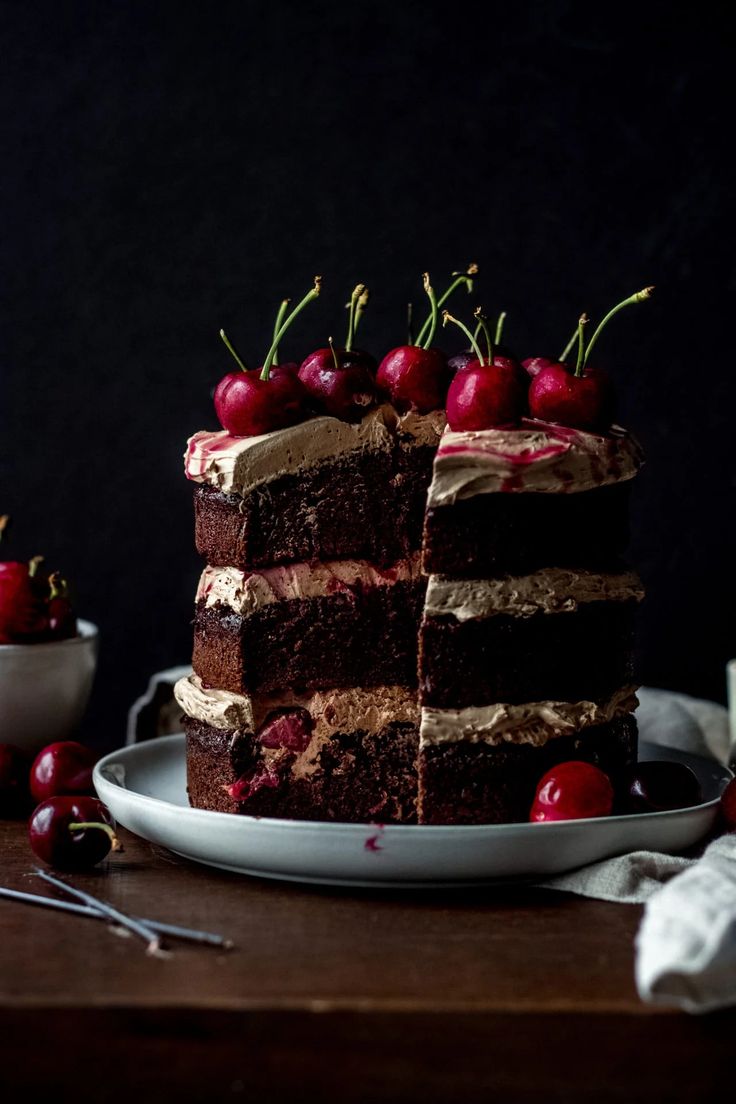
[529,761,614,822]
[30,740,98,804]
[621,760,702,814]
[29,795,118,870]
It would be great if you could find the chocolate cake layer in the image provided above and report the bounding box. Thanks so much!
[194,448,436,569]
[423,481,632,577]
[185,716,419,822]
[418,714,638,825]
[193,578,425,693]
[188,406,443,570]
[420,600,639,708]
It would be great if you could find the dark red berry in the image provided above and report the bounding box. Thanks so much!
[29,796,116,870]
[530,761,614,822]
[528,361,614,431]
[256,708,313,751]
[0,744,32,817]
[720,777,736,830]
[299,347,377,421]
[0,562,48,643]
[522,356,559,378]
[446,358,527,431]
[226,763,283,803]
[214,368,309,436]
[30,741,98,804]
[448,350,475,374]
[621,761,703,814]
[376,346,448,414]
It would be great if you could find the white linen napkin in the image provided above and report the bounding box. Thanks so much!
[541,686,735,1013]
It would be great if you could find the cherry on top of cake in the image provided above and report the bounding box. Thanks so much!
[0,516,76,645]
[443,285,654,436]
[298,284,378,422]
[376,266,478,414]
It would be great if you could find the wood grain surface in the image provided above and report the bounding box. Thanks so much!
[0,819,732,1102]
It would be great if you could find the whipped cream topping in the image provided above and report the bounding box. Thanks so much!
[424,567,645,622]
[420,685,639,747]
[185,403,446,497]
[175,674,418,736]
[427,419,644,505]
[197,553,423,616]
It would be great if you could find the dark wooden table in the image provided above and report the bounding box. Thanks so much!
[0,820,732,1103]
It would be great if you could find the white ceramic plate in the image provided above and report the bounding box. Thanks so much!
[93,735,731,888]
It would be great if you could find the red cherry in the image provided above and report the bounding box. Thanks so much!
[214,279,321,437]
[0,743,32,817]
[299,346,377,421]
[214,368,309,436]
[522,356,559,378]
[448,350,475,374]
[29,796,117,870]
[0,562,48,643]
[528,361,614,431]
[621,761,702,814]
[530,761,614,822]
[446,358,527,431]
[720,777,736,831]
[30,740,98,804]
[376,345,448,413]
[256,707,313,751]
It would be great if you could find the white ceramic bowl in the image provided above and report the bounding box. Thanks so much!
[0,619,98,751]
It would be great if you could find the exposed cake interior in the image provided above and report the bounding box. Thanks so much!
[176,675,420,822]
[192,553,425,693]
[187,405,446,569]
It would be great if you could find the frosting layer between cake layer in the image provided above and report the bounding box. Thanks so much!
[197,553,423,615]
[428,420,644,505]
[186,405,446,496]
[424,567,644,621]
[175,674,419,735]
[419,685,639,747]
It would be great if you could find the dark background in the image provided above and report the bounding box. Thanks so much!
[1,1,734,745]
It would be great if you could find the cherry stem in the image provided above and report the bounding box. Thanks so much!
[28,555,44,578]
[48,571,67,600]
[407,302,414,345]
[260,277,322,381]
[271,299,290,367]
[494,311,507,346]
[353,286,370,338]
[219,329,248,373]
[419,274,440,349]
[443,311,484,363]
[474,308,494,366]
[68,822,120,849]
[328,336,340,371]
[559,325,580,363]
[415,263,478,347]
[575,314,589,377]
[0,516,8,545]
[583,286,654,368]
[345,284,366,353]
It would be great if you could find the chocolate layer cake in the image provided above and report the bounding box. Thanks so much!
[193,554,424,694]
[416,420,644,824]
[176,674,419,822]
[419,567,644,708]
[187,405,445,570]
[422,421,643,576]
